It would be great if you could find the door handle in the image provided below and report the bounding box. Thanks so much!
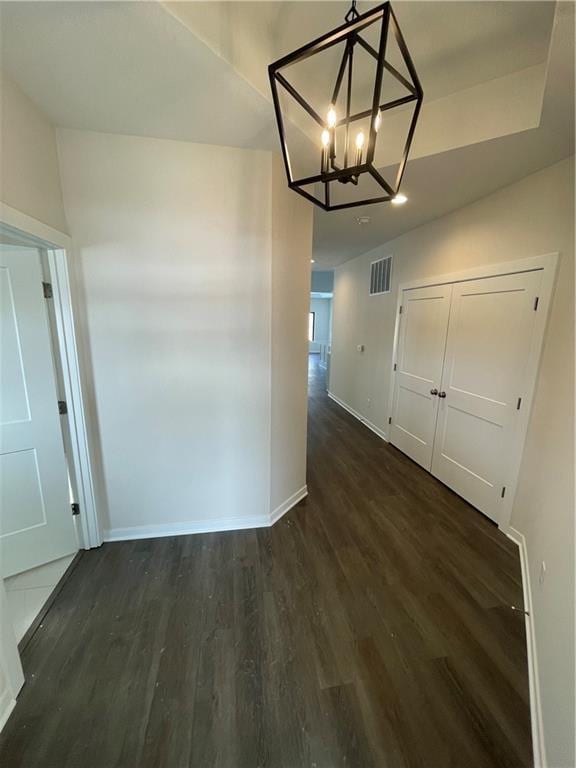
[430,388,438,396]
[438,391,447,398]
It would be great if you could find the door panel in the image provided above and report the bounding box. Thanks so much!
[0,247,77,577]
[431,271,542,523]
[390,284,452,469]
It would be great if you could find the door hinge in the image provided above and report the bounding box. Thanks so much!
[399,305,403,314]
[43,281,53,299]
[58,400,68,415]
[388,417,392,425]
[533,296,539,311]
[71,503,80,516]
[393,363,397,371]
[501,487,506,498]
[516,397,522,411]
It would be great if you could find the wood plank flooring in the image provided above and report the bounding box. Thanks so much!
[0,355,532,767]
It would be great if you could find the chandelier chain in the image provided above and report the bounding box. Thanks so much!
[345,0,360,24]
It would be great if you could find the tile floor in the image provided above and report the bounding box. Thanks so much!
[4,555,76,642]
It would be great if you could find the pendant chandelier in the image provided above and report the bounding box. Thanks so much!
[268,1,423,211]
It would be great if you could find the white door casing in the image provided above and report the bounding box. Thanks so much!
[390,284,452,470]
[0,204,101,550]
[431,270,543,525]
[0,246,77,577]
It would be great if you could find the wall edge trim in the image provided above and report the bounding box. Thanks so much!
[327,391,388,442]
[0,202,71,247]
[104,516,271,542]
[104,486,309,543]
[505,525,547,768]
[270,485,308,526]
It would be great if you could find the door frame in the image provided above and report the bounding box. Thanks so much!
[0,202,101,550]
[387,252,559,530]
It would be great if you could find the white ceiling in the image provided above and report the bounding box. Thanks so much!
[0,1,573,268]
[0,1,278,149]
[272,1,555,100]
[166,1,555,101]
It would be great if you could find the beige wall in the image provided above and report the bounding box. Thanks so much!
[0,72,312,534]
[57,129,311,536]
[270,155,312,512]
[330,156,575,768]
[0,70,67,232]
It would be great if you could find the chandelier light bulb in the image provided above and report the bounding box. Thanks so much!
[354,131,365,168]
[327,106,337,129]
[321,129,331,173]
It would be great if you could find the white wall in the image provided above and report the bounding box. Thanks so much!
[309,297,332,353]
[57,129,311,537]
[0,70,67,232]
[270,155,312,513]
[330,157,574,768]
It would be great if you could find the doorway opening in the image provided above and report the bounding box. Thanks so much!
[0,209,99,722]
[0,235,80,643]
[308,269,334,393]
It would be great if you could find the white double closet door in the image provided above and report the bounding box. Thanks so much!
[390,269,543,525]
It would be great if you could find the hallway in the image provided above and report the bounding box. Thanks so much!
[0,356,531,767]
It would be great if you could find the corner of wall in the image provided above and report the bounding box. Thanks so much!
[269,153,313,519]
[0,70,68,234]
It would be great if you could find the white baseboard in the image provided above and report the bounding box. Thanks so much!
[104,486,308,543]
[0,688,16,734]
[505,526,546,768]
[104,516,270,542]
[270,485,308,526]
[327,391,388,442]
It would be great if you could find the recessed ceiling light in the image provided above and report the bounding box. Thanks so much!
[311,259,315,263]
[392,193,408,205]
[357,216,371,225]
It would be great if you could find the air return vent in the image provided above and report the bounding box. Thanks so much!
[369,256,392,296]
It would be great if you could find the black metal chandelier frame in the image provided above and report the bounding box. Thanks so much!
[268,1,423,211]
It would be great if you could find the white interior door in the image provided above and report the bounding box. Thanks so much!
[431,270,543,524]
[0,246,77,578]
[390,284,452,470]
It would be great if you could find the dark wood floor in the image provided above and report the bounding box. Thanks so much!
[0,355,532,767]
